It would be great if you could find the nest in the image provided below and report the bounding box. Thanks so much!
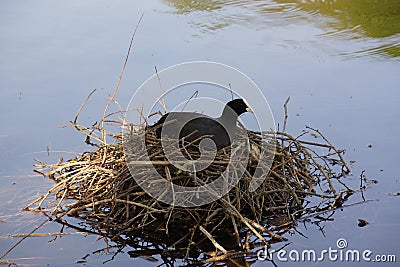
[26,117,354,264]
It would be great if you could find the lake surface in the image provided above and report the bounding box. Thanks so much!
[1,0,399,266]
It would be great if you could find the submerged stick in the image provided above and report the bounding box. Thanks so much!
[0,219,49,260]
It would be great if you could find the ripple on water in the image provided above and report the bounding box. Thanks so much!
[318,25,365,40]
[340,42,400,61]
[162,0,400,61]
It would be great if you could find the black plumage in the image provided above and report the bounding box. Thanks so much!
[150,99,252,150]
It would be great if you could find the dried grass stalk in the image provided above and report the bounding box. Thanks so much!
[25,120,353,264]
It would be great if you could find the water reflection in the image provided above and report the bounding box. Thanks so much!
[164,0,225,13]
[163,0,400,59]
[277,0,400,38]
[278,0,400,59]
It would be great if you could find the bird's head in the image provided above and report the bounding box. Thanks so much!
[225,99,253,116]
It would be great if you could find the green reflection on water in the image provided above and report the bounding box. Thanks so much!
[276,0,400,38]
[278,0,400,58]
[163,0,224,14]
[163,0,400,59]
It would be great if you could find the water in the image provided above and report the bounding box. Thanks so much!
[1,0,399,266]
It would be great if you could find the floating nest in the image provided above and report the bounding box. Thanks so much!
[26,109,354,265]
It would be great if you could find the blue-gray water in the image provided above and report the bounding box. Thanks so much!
[1,0,399,266]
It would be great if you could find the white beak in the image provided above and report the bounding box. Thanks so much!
[246,107,254,113]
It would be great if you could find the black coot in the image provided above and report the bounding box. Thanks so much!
[150,99,253,150]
